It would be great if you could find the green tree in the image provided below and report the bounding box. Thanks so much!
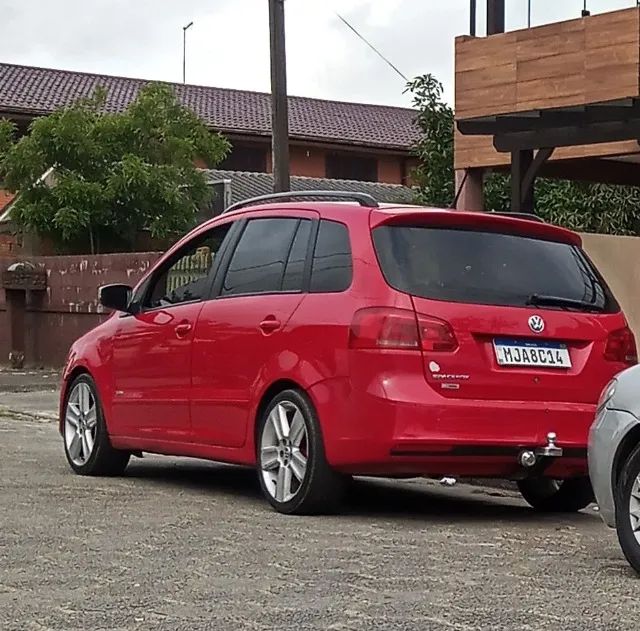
[405,74,454,207]
[0,84,230,253]
[407,73,640,235]
[485,173,640,235]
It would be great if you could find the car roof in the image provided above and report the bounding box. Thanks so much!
[213,201,581,246]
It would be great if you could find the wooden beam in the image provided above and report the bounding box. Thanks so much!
[540,156,640,186]
[495,120,640,152]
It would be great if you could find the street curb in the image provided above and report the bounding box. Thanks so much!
[0,407,57,423]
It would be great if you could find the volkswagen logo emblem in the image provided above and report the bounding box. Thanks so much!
[528,315,545,334]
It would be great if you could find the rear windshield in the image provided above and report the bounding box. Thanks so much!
[372,226,618,312]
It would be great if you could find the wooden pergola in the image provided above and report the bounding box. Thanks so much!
[454,7,640,213]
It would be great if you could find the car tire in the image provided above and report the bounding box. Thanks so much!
[615,444,640,575]
[256,389,346,515]
[517,476,594,512]
[62,374,130,476]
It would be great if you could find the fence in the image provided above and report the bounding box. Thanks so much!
[0,252,161,367]
[166,247,212,295]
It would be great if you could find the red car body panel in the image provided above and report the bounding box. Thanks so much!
[61,203,634,480]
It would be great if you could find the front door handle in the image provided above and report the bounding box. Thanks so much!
[259,317,281,334]
[175,322,193,338]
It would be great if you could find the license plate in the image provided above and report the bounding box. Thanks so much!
[493,338,572,369]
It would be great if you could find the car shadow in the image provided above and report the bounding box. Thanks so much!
[126,457,262,499]
[123,456,596,526]
[341,477,595,525]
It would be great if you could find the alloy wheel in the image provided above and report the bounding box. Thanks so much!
[629,474,640,544]
[64,382,98,466]
[260,401,308,503]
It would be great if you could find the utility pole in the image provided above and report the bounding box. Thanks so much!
[183,21,193,84]
[268,0,290,192]
[487,0,505,35]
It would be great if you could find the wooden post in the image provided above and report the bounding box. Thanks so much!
[455,169,484,211]
[269,0,291,192]
[470,0,477,36]
[487,0,505,35]
[511,149,534,213]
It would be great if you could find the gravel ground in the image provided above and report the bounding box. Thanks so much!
[0,416,638,631]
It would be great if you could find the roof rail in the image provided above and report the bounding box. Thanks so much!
[489,211,545,223]
[223,190,379,214]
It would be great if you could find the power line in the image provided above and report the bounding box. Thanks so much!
[335,12,408,82]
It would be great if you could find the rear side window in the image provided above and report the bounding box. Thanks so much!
[310,220,352,293]
[372,225,617,312]
[282,220,312,292]
[222,218,299,296]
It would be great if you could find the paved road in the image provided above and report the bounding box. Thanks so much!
[0,369,59,420]
[1,417,637,631]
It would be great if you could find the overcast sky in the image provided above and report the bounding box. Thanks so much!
[0,0,637,108]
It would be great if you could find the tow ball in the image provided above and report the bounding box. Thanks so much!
[518,432,563,469]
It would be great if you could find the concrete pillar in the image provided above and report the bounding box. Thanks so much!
[454,168,484,211]
[6,288,26,368]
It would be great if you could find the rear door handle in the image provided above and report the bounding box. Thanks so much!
[175,322,193,338]
[259,317,281,334]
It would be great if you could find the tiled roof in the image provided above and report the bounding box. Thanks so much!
[204,169,415,206]
[0,63,419,151]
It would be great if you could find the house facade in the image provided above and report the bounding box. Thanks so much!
[0,62,420,254]
[0,63,419,186]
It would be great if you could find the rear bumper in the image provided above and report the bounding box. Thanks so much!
[312,377,595,478]
[589,408,639,528]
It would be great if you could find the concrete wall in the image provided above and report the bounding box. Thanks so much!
[0,233,638,367]
[0,252,161,367]
[582,233,640,336]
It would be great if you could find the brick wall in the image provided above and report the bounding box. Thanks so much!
[378,156,403,185]
[274,144,408,185]
[0,232,20,255]
[0,252,161,366]
[0,189,14,211]
[290,146,326,178]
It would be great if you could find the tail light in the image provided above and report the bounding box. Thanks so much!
[349,308,457,352]
[604,327,638,366]
[417,314,458,352]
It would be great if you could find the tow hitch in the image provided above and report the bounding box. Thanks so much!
[517,432,563,475]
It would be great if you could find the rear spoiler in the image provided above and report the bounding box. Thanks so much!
[489,212,544,223]
[370,209,581,247]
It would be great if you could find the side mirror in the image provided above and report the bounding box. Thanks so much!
[99,284,133,313]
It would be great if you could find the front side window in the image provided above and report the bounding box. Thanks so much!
[144,224,231,309]
[221,218,302,296]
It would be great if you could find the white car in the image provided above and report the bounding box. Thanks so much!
[589,364,640,574]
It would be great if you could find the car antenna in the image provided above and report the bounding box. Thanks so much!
[449,169,470,209]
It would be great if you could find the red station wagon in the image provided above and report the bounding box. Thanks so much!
[60,191,637,514]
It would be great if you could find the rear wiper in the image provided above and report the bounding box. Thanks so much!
[526,294,604,312]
